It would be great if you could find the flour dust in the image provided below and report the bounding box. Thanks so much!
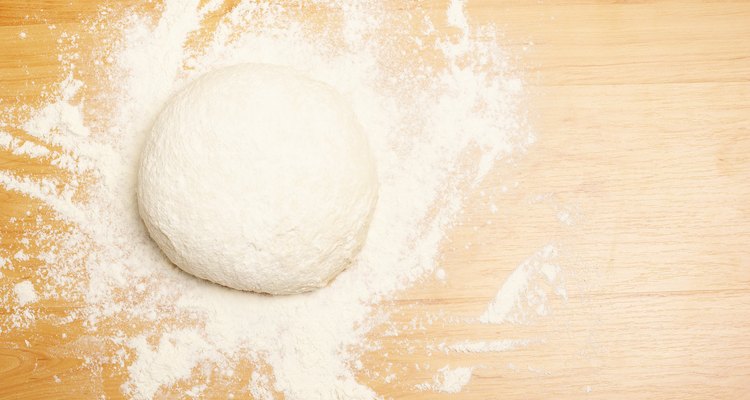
[0,0,565,398]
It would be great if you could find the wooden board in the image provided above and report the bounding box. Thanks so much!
[1,1,749,398]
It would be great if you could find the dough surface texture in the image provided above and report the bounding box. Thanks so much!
[137,64,378,295]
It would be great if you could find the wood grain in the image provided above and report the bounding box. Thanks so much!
[1,1,749,399]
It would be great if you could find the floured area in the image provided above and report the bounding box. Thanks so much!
[0,0,567,398]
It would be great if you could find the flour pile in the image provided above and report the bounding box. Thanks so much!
[0,0,543,398]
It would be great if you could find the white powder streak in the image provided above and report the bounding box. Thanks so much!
[14,281,39,306]
[480,245,564,324]
[0,131,52,158]
[249,371,274,400]
[447,0,469,33]
[0,171,85,222]
[0,131,14,148]
[23,98,90,140]
[123,330,219,400]
[444,339,532,353]
[13,141,50,157]
[416,365,474,393]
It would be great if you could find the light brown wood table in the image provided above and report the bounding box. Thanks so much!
[1,1,749,399]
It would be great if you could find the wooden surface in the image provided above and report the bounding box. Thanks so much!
[2,1,750,399]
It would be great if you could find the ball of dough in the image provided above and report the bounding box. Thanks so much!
[137,64,378,295]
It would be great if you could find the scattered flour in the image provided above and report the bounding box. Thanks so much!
[14,250,30,261]
[416,365,474,394]
[248,371,275,400]
[480,245,567,324]
[13,140,51,157]
[435,268,447,281]
[123,330,219,400]
[443,339,532,353]
[0,131,13,148]
[14,280,39,306]
[0,0,564,398]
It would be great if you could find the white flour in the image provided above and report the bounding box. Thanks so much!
[415,365,474,394]
[0,0,567,398]
[480,245,567,325]
[14,280,39,306]
[442,339,532,353]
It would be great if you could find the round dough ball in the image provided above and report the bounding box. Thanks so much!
[137,64,378,295]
